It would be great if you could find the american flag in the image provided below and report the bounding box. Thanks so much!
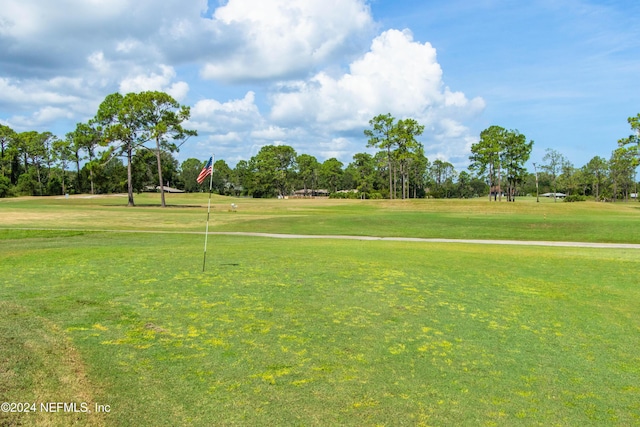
[197,157,213,184]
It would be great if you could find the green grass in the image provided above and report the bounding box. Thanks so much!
[1,193,639,243]
[1,195,639,425]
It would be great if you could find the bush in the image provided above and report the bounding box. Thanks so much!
[46,176,62,196]
[330,191,359,199]
[0,175,12,198]
[564,195,587,202]
[16,173,39,196]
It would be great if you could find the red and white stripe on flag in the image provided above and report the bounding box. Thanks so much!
[197,157,213,184]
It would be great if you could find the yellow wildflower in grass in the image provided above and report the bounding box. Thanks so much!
[388,343,406,355]
[205,338,226,347]
[352,397,379,408]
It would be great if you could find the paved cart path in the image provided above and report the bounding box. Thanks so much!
[209,232,640,249]
[3,228,640,249]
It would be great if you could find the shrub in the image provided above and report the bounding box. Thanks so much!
[330,191,360,199]
[16,173,39,196]
[564,195,587,202]
[0,175,12,198]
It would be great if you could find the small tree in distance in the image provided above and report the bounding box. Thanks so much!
[469,125,505,201]
[542,148,567,202]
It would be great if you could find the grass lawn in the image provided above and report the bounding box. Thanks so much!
[1,195,639,426]
[1,193,639,243]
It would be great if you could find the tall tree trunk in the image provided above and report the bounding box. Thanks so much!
[401,163,405,199]
[75,150,81,193]
[37,167,42,195]
[127,144,134,207]
[393,163,397,199]
[88,151,95,195]
[404,172,407,199]
[155,137,166,208]
[11,155,19,185]
[497,162,502,202]
[312,170,317,197]
[387,147,393,200]
[488,163,493,202]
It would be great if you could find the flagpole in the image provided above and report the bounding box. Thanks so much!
[202,155,214,272]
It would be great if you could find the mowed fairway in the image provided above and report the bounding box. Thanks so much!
[1,195,639,426]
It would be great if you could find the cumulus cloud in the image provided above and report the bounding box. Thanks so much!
[0,0,206,130]
[188,93,312,163]
[250,125,289,141]
[0,1,484,168]
[0,75,103,130]
[268,29,485,165]
[0,0,209,78]
[2,0,374,81]
[8,106,74,129]
[189,91,264,133]
[0,78,78,106]
[119,65,189,101]
[201,0,374,82]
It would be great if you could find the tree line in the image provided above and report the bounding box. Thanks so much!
[0,90,638,203]
[0,91,195,206]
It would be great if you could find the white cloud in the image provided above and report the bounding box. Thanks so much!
[201,0,374,82]
[0,1,42,38]
[250,125,288,141]
[0,0,201,40]
[118,65,189,101]
[0,0,207,80]
[0,1,484,168]
[0,72,113,131]
[9,106,74,129]
[0,77,79,106]
[190,92,263,133]
[318,137,351,159]
[33,106,74,123]
[115,38,142,54]
[87,51,108,70]
[268,29,485,164]
[167,82,189,103]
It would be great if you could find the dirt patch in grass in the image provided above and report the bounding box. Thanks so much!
[0,302,107,427]
[0,210,98,227]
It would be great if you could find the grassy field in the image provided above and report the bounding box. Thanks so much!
[1,194,639,426]
[1,193,640,243]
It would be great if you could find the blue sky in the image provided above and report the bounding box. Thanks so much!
[1,0,638,171]
[373,0,640,165]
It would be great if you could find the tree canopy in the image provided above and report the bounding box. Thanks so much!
[94,91,194,206]
[1,102,638,204]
